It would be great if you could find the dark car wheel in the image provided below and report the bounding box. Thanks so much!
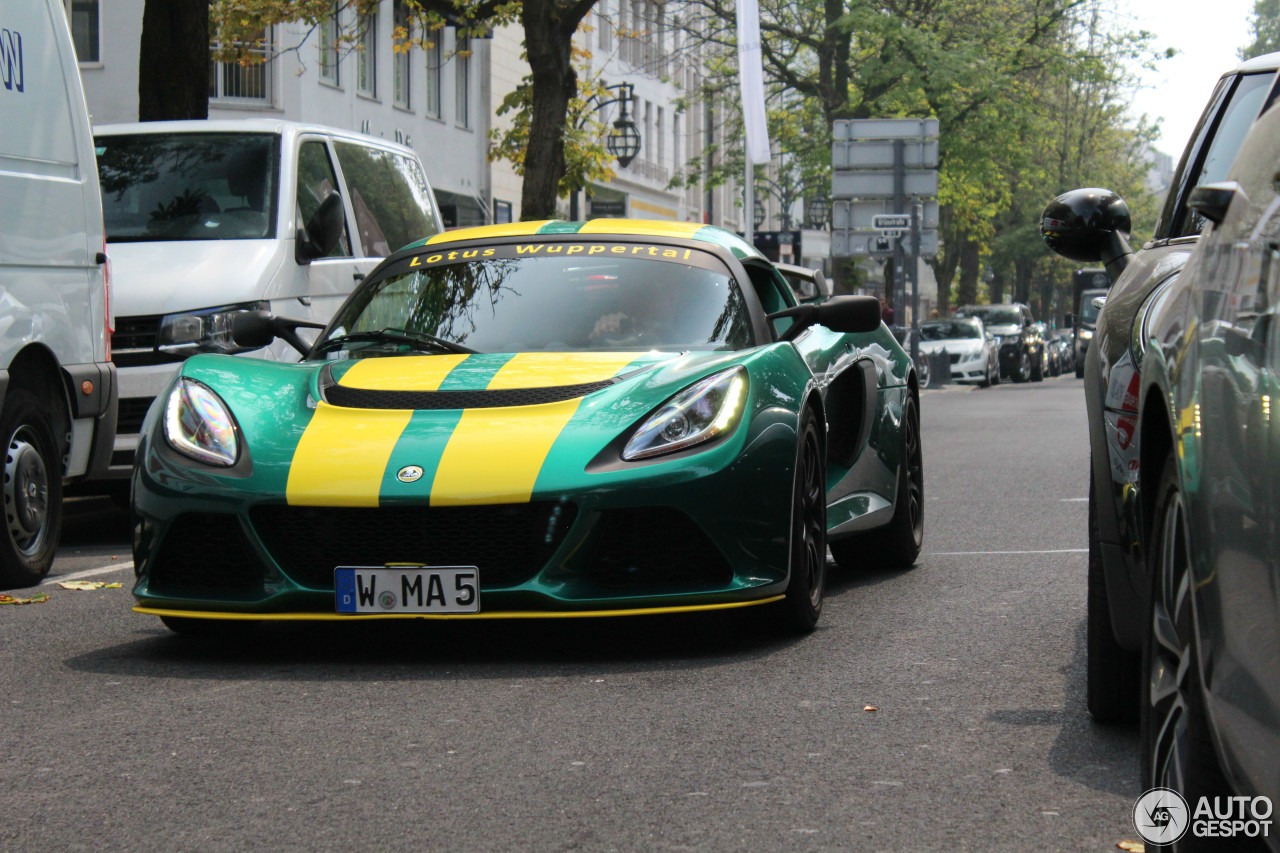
[1031,351,1044,382]
[774,406,826,633]
[1012,351,1030,383]
[0,390,62,589]
[978,357,993,388]
[830,394,923,571]
[991,357,1001,386]
[1140,455,1249,849]
[1086,474,1139,723]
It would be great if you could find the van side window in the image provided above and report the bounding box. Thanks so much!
[296,140,351,257]
[745,262,798,338]
[333,141,441,257]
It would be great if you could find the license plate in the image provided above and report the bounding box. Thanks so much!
[335,565,480,614]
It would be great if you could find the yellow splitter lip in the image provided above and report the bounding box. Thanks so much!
[134,596,785,621]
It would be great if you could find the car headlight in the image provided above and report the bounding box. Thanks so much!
[158,301,270,354]
[1003,335,1021,345]
[1079,328,1094,341]
[164,378,239,466]
[622,367,748,461]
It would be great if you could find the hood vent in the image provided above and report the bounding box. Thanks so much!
[322,378,619,410]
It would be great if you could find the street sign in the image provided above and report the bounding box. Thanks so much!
[832,170,939,198]
[871,214,910,230]
[831,228,939,259]
[832,199,940,230]
[833,139,938,169]
[832,118,940,141]
[877,229,903,238]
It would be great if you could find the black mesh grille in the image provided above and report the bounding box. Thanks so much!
[949,354,962,364]
[149,513,265,592]
[585,507,733,588]
[117,397,156,435]
[112,314,162,352]
[323,380,617,410]
[249,502,577,589]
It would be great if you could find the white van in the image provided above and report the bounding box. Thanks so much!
[0,0,116,586]
[91,120,444,481]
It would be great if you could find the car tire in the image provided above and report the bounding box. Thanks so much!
[978,359,992,388]
[1031,352,1044,382]
[991,358,1001,386]
[1086,475,1139,723]
[1140,454,1248,848]
[0,390,62,588]
[829,393,923,571]
[773,406,826,633]
[1013,351,1030,383]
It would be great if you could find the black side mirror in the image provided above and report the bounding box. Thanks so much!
[295,191,345,264]
[232,310,326,356]
[1041,188,1133,274]
[1188,181,1244,226]
[769,295,881,341]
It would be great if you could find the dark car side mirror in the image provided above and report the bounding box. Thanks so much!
[1188,181,1244,226]
[232,310,327,356]
[295,191,345,264]
[769,295,881,341]
[1040,187,1133,275]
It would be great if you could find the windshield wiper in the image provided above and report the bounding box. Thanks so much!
[315,327,479,355]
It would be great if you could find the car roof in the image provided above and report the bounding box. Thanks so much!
[92,119,418,156]
[1233,50,1280,74]
[406,219,767,261]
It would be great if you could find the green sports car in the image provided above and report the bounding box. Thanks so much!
[131,219,923,634]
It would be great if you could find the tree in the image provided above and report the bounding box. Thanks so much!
[139,0,211,121]
[1241,0,1280,59]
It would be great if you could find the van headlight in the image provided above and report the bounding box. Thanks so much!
[158,301,270,353]
[623,368,748,461]
[164,378,239,466]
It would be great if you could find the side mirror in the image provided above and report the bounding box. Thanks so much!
[768,295,881,341]
[1041,188,1133,273]
[1091,296,1107,312]
[1188,181,1244,226]
[232,310,327,356]
[295,191,345,264]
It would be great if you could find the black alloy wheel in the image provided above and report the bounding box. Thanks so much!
[775,406,826,632]
[829,393,923,571]
[0,390,62,588]
[1014,351,1031,383]
[1140,455,1247,851]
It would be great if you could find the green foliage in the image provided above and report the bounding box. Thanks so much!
[1241,0,1280,59]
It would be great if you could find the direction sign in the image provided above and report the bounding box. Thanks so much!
[831,229,940,259]
[833,139,939,170]
[832,199,940,230]
[871,214,910,230]
[832,118,940,141]
[832,170,939,199]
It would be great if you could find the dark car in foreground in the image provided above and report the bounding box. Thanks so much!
[1137,100,1280,847]
[129,219,924,637]
[1040,51,1280,726]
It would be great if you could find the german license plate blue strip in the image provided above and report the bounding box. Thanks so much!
[335,566,480,613]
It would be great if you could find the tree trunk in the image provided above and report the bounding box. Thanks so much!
[955,238,980,307]
[518,0,585,220]
[1013,257,1035,305]
[139,0,209,121]
[990,269,1007,304]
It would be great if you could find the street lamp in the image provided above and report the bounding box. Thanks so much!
[805,195,829,228]
[599,83,640,168]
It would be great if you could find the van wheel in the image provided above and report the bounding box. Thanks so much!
[0,390,62,588]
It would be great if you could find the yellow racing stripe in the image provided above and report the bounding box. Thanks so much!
[486,352,639,388]
[337,354,470,390]
[423,221,554,244]
[135,597,785,620]
[286,403,412,507]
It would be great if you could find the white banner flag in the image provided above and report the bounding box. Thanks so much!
[735,0,770,164]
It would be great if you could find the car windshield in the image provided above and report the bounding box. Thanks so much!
[95,133,279,242]
[920,320,981,341]
[959,306,1021,326]
[320,242,754,355]
[1080,292,1106,323]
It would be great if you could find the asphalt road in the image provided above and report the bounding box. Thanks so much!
[0,373,1143,852]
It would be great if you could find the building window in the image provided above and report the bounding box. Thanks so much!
[319,4,339,85]
[209,28,273,104]
[657,106,664,169]
[393,0,411,108]
[455,35,470,128]
[425,35,441,118]
[597,0,611,50]
[494,200,513,224]
[357,8,376,97]
[66,0,99,63]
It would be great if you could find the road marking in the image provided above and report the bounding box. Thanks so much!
[41,563,134,586]
[1060,498,1088,502]
[924,549,1087,556]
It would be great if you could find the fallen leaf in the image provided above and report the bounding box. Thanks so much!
[863,704,878,712]
[1117,842,1144,852]
[0,593,50,605]
[57,581,122,590]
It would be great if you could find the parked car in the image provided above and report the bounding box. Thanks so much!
[1051,328,1076,376]
[1073,287,1108,378]
[90,120,444,489]
[917,317,1000,387]
[0,0,117,587]
[129,220,924,637]
[1033,323,1062,376]
[1039,51,1280,723]
[954,303,1045,382]
[1136,100,1280,832]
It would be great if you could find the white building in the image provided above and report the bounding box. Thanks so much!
[68,0,491,226]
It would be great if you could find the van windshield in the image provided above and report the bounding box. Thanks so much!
[95,133,279,242]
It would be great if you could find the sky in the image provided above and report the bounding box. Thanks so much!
[1121,0,1259,157]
